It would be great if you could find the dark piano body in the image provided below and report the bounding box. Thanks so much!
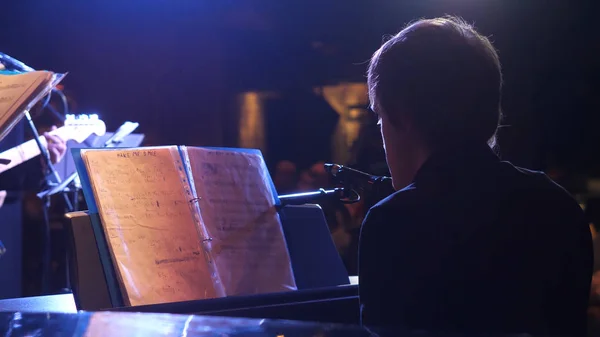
[0,203,551,336]
[0,311,540,337]
[65,204,361,325]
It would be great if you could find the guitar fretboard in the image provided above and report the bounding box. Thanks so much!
[0,136,49,174]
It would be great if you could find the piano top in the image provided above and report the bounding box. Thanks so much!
[0,293,77,313]
[0,311,370,336]
[0,311,541,337]
[0,293,541,336]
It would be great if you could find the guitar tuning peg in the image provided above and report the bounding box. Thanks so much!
[66,114,75,120]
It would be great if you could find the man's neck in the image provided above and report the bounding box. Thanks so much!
[394,142,497,190]
[392,144,431,190]
[410,145,431,180]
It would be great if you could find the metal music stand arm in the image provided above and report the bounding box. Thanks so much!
[24,110,73,211]
[278,187,360,207]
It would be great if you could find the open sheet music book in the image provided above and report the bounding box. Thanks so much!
[74,146,296,306]
[0,70,66,143]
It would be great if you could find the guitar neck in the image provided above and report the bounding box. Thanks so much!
[0,117,107,175]
[0,136,49,175]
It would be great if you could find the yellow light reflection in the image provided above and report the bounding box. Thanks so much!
[317,82,369,165]
[238,92,266,153]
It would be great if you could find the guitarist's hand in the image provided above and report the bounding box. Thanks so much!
[43,126,67,164]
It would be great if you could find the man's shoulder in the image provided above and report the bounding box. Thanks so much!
[491,162,589,234]
[499,161,578,203]
[372,183,417,208]
[502,162,554,184]
[364,183,422,224]
[368,162,581,218]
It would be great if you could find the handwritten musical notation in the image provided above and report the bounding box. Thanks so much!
[81,147,218,306]
[0,71,55,142]
[0,72,36,115]
[80,146,296,306]
[185,147,297,296]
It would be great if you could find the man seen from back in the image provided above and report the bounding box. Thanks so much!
[359,16,593,336]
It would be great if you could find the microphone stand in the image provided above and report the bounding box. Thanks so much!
[324,162,395,206]
[25,111,73,210]
[279,164,392,207]
[24,110,74,295]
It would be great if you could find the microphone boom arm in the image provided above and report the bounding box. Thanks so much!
[278,187,360,207]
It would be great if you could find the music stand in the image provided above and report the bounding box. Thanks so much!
[40,122,142,293]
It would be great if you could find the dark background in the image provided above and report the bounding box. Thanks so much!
[0,0,597,299]
[0,0,596,171]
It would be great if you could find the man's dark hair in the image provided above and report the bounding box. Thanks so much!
[367,16,503,149]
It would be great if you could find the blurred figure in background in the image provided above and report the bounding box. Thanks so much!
[296,169,315,192]
[309,161,329,188]
[273,160,297,195]
[285,160,360,274]
[310,160,363,274]
[272,158,371,275]
[332,199,365,275]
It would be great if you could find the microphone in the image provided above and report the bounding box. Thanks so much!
[324,163,391,188]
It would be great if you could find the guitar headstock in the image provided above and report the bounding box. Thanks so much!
[60,114,107,143]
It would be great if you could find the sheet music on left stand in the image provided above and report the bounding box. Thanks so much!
[0,70,66,143]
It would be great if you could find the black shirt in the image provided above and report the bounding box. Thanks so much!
[358,144,593,336]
